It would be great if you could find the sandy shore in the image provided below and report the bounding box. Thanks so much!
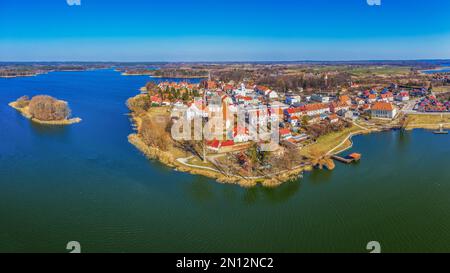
[0,74,39,78]
[9,102,82,125]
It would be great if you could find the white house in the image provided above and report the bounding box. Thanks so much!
[371,102,397,119]
[186,103,208,120]
[266,90,279,100]
[233,83,254,96]
[286,95,301,105]
[395,91,410,102]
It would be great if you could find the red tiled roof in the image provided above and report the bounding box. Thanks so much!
[339,95,350,103]
[380,92,393,98]
[207,139,220,148]
[371,102,394,111]
[221,140,235,147]
[304,103,329,111]
[150,95,161,102]
[286,106,305,114]
[328,114,338,119]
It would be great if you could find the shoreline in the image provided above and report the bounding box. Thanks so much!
[127,111,307,187]
[8,102,82,125]
[419,66,450,74]
[126,90,448,187]
[149,75,209,79]
[121,72,208,78]
[129,132,308,188]
[128,110,447,187]
[0,74,39,79]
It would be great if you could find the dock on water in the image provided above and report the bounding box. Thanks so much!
[331,153,362,164]
[433,124,448,135]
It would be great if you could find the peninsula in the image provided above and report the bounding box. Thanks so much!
[126,62,450,187]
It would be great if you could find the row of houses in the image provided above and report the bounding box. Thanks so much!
[416,96,450,112]
[156,80,434,153]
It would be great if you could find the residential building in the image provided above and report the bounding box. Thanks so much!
[311,94,330,103]
[371,102,397,119]
[286,95,301,105]
[395,91,410,102]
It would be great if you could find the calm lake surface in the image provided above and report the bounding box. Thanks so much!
[0,70,449,253]
[423,67,450,74]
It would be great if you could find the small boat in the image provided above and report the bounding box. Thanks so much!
[433,124,448,134]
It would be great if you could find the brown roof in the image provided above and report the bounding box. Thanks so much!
[305,103,329,111]
[371,102,394,111]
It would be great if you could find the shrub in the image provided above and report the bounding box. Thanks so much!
[140,116,169,151]
[127,94,151,113]
[15,96,30,108]
[28,95,71,121]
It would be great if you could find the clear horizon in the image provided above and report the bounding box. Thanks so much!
[1,59,450,63]
[1,0,450,61]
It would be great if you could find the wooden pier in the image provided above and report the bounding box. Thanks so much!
[433,124,448,135]
[331,153,362,164]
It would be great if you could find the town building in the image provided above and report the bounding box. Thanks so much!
[311,94,330,103]
[371,102,397,119]
[286,95,301,105]
[395,91,410,102]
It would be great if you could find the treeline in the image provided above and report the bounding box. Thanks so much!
[152,69,209,78]
[144,81,200,102]
[0,70,38,77]
[140,116,171,151]
[437,92,450,101]
[213,69,352,92]
[256,73,351,92]
[0,64,110,77]
[127,94,151,114]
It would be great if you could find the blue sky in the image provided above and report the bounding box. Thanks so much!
[1,0,450,61]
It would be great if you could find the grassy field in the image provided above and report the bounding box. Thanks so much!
[284,65,411,77]
[300,125,362,157]
[432,86,450,93]
[348,66,411,77]
[407,114,450,129]
[138,106,189,159]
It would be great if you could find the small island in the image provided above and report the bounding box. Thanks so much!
[9,95,81,125]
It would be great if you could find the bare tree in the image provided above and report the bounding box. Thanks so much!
[28,95,71,121]
[140,116,170,151]
[309,147,335,170]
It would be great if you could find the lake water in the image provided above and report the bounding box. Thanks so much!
[1,70,449,253]
[423,67,450,74]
